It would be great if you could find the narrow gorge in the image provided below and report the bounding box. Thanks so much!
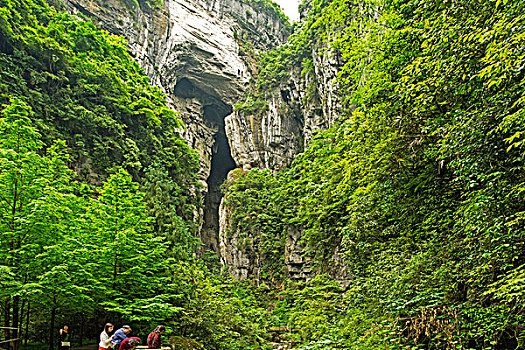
[2,0,524,348]
[63,0,348,281]
[64,0,284,249]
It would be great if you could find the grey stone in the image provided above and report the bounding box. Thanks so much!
[65,0,349,284]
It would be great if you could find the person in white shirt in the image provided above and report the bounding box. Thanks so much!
[99,323,114,350]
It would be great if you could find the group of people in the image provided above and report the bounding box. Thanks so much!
[56,323,165,350]
[99,324,166,350]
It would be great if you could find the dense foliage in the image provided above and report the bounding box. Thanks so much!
[0,0,202,250]
[3,0,525,348]
[0,1,274,350]
[0,98,273,349]
[224,0,525,348]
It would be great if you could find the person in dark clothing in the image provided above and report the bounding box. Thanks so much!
[59,325,70,350]
[112,325,131,349]
[146,325,165,349]
[119,337,140,350]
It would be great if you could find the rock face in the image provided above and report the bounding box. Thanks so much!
[218,196,258,280]
[65,0,347,284]
[219,199,351,286]
[224,40,342,172]
[219,40,348,284]
[65,0,291,252]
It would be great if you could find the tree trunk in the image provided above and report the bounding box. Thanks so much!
[49,298,57,350]
[79,313,84,346]
[15,299,26,350]
[24,302,30,346]
[4,297,10,343]
[13,299,25,350]
[12,295,19,350]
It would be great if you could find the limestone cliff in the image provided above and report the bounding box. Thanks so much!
[219,39,350,284]
[64,0,347,284]
[64,0,291,252]
[225,41,342,172]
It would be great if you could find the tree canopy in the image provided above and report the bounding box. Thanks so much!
[223,0,525,348]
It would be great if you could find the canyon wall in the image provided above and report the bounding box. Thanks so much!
[65,0,348,284]
[65,0,290,252]
[219,39,350,284]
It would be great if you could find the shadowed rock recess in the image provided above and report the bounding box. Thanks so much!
[173,78,236,252]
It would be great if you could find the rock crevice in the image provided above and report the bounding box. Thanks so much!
[65,0,290,252]
[65,0,348,284]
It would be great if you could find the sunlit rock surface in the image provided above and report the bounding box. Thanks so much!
[65,0,347,284]
[65,0,290,252]
[65,0,289,177]
[219,40,349,284]
[225,41,343,172]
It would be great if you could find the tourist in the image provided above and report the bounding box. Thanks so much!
[119,337,141,350]
[99,323,114,350]
[58,325,70,350]
[146,325,165,349]
[112,325,131,349]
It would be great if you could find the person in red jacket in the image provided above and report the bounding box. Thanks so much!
[147,326,165,349]
[119,337,140,350]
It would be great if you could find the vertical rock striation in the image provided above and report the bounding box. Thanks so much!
[64,0,290,252]
[65,0,348,284]
[219,37,349,284]
[224,40,343,172]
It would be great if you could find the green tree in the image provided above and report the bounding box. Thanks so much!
[143,163,201,261]
[0,97,77,349]
[92,169,179,324]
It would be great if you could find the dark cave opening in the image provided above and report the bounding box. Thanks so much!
[202,104,236,253]
[174,77,197,98]
[174,78,236,253]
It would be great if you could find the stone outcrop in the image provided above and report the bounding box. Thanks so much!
[225,40,342,172]
[218,39,348,284]
[168,336,205,350]
[218,196,260,281]
[219,199,351,286]
[65,0,291,252]
[65,0,289,176]
[65,0,347,284]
